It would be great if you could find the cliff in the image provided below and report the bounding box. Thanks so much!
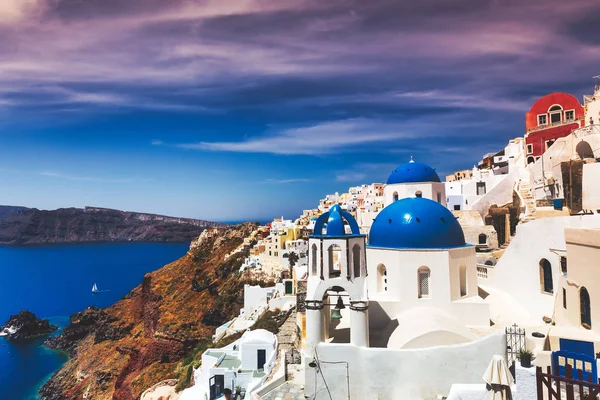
[39,222,273,400]
[0,206,225,245]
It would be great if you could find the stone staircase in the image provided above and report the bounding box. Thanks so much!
[518,171,536,223]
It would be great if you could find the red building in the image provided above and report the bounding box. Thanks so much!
[525,92,585,163]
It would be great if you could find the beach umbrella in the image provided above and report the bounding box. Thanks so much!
[483,355,514,400]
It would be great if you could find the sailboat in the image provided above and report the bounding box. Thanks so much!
[92,283,99,294]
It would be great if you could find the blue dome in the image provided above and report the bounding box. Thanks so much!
[387,160,440,184]
[368,197,466,249]
[312,204,362,237]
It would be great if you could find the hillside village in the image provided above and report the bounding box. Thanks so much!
[143,77,600,400]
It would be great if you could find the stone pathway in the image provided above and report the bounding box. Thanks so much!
[260,381,305,400]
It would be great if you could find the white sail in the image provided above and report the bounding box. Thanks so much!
[92,283,98,292]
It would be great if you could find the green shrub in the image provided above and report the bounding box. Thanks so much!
[175,364,193,392]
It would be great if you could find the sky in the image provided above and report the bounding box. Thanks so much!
[0,0,599,222]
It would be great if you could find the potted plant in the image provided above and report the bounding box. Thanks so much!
[235,385,243,400]
[518,349,535,368]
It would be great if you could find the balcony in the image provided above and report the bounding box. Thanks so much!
[527,118,581,135]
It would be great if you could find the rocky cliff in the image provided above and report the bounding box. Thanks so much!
[39,222,272,400]
[0,311,58,340]
[0,206,224,245]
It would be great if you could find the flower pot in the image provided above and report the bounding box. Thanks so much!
[520,359,532,368]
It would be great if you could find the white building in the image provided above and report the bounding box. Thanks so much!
[281,239,308,270]
[445,138,524,214]
[304,165,504,400]
[584,76,600,126]
[181,330,277,400]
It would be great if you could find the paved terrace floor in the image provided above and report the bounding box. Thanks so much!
[260,381,305,400]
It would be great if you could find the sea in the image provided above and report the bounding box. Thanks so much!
[0,242,190,400]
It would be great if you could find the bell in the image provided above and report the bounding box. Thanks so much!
[335,295,346,310]
[331,308,343,320]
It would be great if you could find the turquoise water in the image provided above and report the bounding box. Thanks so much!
[0,243,189,399]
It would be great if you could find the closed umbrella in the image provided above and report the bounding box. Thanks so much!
[483,355,514,400]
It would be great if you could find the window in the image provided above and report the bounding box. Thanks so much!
[328,244,342,278]
[377,264,387,292]
[352,244,361,278]
[538,114,547,126]
[546,139,556,150]
[560,256,567,276]
[478,234,487,245]
[436,192,442,203]
[311,244,318,276]
[459,264,467,297]
[454,205,461,211]
[580,287,591,328]
[563,288,567,309]
[476,182,486,196]
[393,191,399,202]
[527,156,535,164]
[565,110,575,121]
[539,258,553,294]
[418,267,430,298]
[548,105,563,124]
[527,144,533,154]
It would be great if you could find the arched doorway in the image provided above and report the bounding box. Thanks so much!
[393,191,399,202]
[527,156,535,164]
[576,141,594,160]
[580,287,591,328]
[539,258,553,294]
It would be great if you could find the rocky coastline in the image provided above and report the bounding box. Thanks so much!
[0,311,58,341]
[0,206,225,245]
[38,222,271,400]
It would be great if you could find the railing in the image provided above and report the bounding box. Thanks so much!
[476,266,488,279]
[537,364,600,399]
[527,119,581,135]
[572,124,600,139]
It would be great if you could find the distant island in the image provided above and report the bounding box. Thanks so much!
[0,205,225,245]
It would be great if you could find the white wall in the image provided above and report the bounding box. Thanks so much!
[385,182,446,206]
[583,163,600,212]
[240,342,275,371]
[366,247,489,327]
[528,130,600,202]
[244,285,273,315]
[306,333,506,400]
[470,171,516,216]
[445,170,510,212]
[586,91,600,125]
[485,215,600,324]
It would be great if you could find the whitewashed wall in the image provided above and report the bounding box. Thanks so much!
[583,163,600,212]
[470,171,516,216]
[243,285,273,315]
[306,333,506,400]
[384,182,446,206]
[486,215,600,324]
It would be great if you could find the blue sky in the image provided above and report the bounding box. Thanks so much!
[0,0,599,221]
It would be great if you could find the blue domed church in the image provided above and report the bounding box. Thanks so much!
[384,157,447,206]
[305,161,495,400]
